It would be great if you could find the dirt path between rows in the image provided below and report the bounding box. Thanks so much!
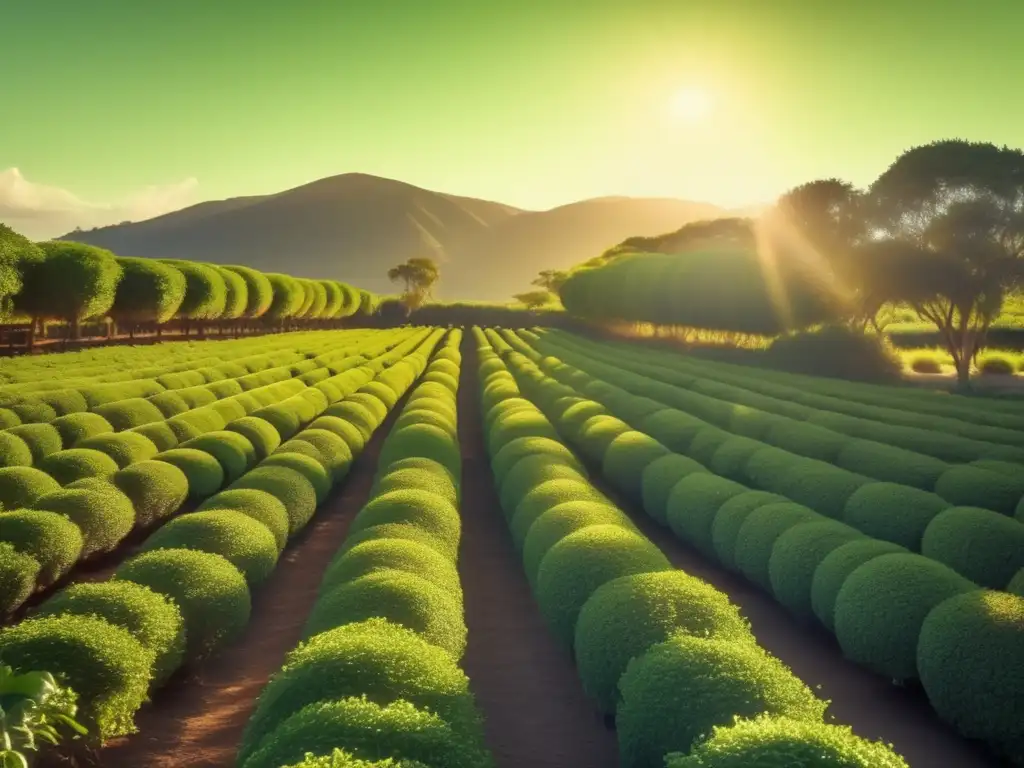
[616,494,1000,767]
[88,398,406,768]
[456,338,619,768]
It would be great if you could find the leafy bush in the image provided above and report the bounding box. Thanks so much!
[304,570,466,658]
[767,520,864,622]
[0,542,39,616]
[835,440,948,491]
[763,325,902,382]
[920,506,1024,589]
[0,467,61,509]
[935,464,1024,516]
[262,453,332,503]
[833,553,978,681]
[33,486,135,558]
[181,431,258,484]
[917,590,1024,764]
[240,696,488,768]
[574,570,752,715]
[214,264,249,319]
[142,510,280,585]
[321,539,461,598]
[155,448,225,501]
[128,421,179,452]
[841,483,950,550]
[0,662,87,764]
[224,265,274,318]
[279,749,430,767]
[111,460,190,527]
[0,510,83,585]
[114,548,251,660]
[535,524,671,648]
[308,416,366,456]
[379,425,460,481]
[600,432,671,502]
[281,431,353,483]
[109,256,186,325]
[0,614,151,740]
[666,715,910,767]
[374,463,457,508]
[617,635,827,768]
[8,400,58,424]
[38,448,120,485]
[490,436,583,487]
[733,503,821,590]
[51,412,114,447]
[765,461,872,520]
[521,501,633,587]
[160,259,227,320]
[710,491,787,571]
[977,352,1016,375]
[93,398,166,431]
[34,581,186,688]
[227,416,282,460]
[197,488,290,552]
[8,423,63,462]
[665,473,749,556]
[231,465,319,535]
[78,432,159,469]
[810,539,907,631]
[0,431,33,468]
[325,401,377,441]
[499,458,589,522]
[349,490,460,561]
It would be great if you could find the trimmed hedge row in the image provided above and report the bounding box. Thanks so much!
[239,330,496,768]
[0,331,445,745]
[499,329,1022,765]
[475,328,906,768]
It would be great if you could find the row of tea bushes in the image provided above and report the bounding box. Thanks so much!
[520,330,1024,586]
[496,330,1024,766]
[476,328,908,768]
[0,331,446,745]
[237,330,496,768]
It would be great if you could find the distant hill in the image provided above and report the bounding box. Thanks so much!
[61,173,730,300]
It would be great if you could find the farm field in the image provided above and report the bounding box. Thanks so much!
[0,327,1021,768]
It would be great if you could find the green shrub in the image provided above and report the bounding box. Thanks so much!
[917,590,1024,763]
[108,256,186,326]
[617,635,827,768]
[115,548,250,660]
[488,410,560,456]
[836,440,948,491]
[147,390,191,417]
[977,353,1016,375]
[710,491,787,571]
[262,453,332,503]
[379,425,460,481]
[499,457,587,520]
[0,466,61,508]
[181,431,257,484]
[308,416,366,456]
[766,421,849,463]
[0,409,20,429]
[78,432,159,469]
[666,473,749,556]
[810,539,908,631]
[763,325,901,382]
[143,510,280,585]
[507,478,601,545]
[128,421,180,452]
[37,448,120,485]
[935,464,1024,516]
[240,697,488,768]
[640,454,708,524]
[155,448,225,501]
[282,430,353,483]
[601,432,671,503]
[490,436,583,487]
[521,501,633,587]
[734,503,822,591]
[338,523,455,562]
[833,553,978,682]
[0,542,39,616]
[231,465,319,535]
[93,398,166,431]
[8,423,62,462]
[33,486,135,558]
[227,416,282,460]
[160,259,227,319]
[111,460,190,527]
[575,415,632,465]
[707,436,767,482]
[321,539,461,599]
[667,715,910,768]
[0,431,33,468]
[1009,568,1024,597]
[34,581,186,688]
[38,388,89,416]
[0,614,151,740]
[687,427,732,466]
[197,488,290,552]
[304,570,466,658]
[236,617,482,759]
[841,483,950,550]
[0,510,82,585]
[920,506,1024,589]
[574,570,752,715]
[766,461,872,520]
[324,401,377,441]
[8,400,58,424]
[767,520,865,622]
[535,524,671,648]
[166,418,202,444]
[349,490,460,561]
[374,464,457,508]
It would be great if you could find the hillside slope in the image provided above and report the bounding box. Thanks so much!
[62,174,727,300]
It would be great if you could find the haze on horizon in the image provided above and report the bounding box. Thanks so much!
[2,0,1022,240]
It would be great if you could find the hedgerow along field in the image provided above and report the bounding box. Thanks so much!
[0,325,1021,768]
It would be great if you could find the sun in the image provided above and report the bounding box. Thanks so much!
[670,86,712,122]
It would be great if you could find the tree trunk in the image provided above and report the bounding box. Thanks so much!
[955,357,972,392]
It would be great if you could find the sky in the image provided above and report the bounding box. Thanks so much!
[2,0,1023,238]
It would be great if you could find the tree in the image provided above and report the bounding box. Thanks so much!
[159,259,228,325]
[388,257,440,314]
[513,290,557,309]
[264,273,306,321]
[15,241,122,339]
[0,225,44,319]
[223,265,274,318]
[532,269,569,293]
[108,257,187,331]
[865,140,1024,388]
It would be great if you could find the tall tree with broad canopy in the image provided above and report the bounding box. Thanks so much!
[863,140,1024,388]
[388,257,440,313]
[0,225,44,320]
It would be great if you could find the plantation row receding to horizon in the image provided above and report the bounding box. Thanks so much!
[0,326,1020,768]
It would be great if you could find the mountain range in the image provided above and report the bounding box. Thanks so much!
[60,173,746,301]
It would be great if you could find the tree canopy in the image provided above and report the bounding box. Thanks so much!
[388,257,440,313]
[0,225,44,318]
[109,257,187,325]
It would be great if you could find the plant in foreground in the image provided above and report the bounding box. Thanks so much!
[0,664,87,767]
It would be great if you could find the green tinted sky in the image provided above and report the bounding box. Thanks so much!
[2,0,1022,214]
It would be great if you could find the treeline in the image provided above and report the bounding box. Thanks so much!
[363,297,580,330]
[0,226,379,347]
[559,140,1024,386]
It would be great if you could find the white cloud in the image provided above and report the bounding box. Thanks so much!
[0,168,199,240]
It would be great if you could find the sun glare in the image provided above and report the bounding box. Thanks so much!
[670,86,712,122]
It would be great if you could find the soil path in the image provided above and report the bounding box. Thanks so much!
[455,337,619,768]
[90,397,405,768]
[616,492,1000,767]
